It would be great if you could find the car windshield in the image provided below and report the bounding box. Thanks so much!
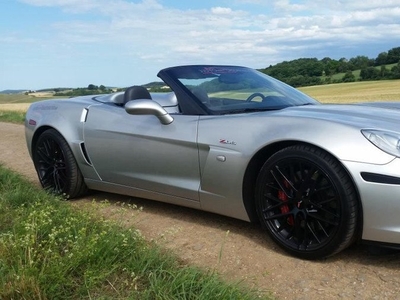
[167,66,320,114]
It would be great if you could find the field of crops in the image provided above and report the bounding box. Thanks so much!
[0,93,62,111]
[299,80,400,103]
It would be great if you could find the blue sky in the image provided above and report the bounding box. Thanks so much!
[1,0,400,90]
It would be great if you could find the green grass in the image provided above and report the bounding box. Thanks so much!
[0,165,268,299]
[0,110,26,124]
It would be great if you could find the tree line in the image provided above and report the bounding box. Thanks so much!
[260,46,400,87]
[53,84,121,97]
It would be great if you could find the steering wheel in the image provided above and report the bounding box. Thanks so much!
[246,93,265,102]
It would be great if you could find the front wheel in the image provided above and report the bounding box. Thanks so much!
[33,129,87,199]
[255,145,358,259]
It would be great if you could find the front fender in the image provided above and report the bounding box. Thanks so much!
[25,100,100,181]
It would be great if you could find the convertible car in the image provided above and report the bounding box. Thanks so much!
[25,65,400,259]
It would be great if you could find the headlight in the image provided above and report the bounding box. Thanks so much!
[362,129,400,157]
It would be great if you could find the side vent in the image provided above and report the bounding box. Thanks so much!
[80,142,92,165]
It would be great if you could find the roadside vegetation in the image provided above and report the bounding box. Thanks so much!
[0,110,25,124]
[0,165,267,299]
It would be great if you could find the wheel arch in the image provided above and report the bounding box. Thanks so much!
[31,125,57,155]
[242,140,364,240]
[32,127,88,198]
[31,123,92,165]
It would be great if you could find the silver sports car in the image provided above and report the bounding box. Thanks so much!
[25,65,400,259]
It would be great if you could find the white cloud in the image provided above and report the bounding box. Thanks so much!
[17,0,400,51]
[211,7,233,14]
[3,0,400,89]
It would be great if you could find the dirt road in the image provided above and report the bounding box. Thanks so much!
[1,121,400,299]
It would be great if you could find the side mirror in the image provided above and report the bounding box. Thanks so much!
[125,99,174,125]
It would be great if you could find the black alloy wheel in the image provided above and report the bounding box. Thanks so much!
[255,144,358,259]
[33,129,87,198]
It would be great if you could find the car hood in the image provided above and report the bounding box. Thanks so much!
[280,103,400,132]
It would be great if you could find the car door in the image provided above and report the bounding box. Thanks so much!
[83,103,200,201]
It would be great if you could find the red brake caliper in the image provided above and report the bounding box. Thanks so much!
[278,181,294,226]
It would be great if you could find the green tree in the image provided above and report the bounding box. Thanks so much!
[342,71,356,82]
[348,56,374,70]
[391,62,400,79]
[336,58,349,73]
[380,65,389,78]
[360,67,380,80]
[387,47,400,64]
[87,84,98,90]
[375,52,388,66]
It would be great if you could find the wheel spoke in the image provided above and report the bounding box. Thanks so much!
[265,183,280,191]
[263,192,287,204]
[37,150,51,164]
[263,211,293,221]
[276,165,297,191]
[270,170,292,199]
[307,211,339,226]
[277,222,291,233]
[40,167,54,187]
[306,222,321,244]
[298,167,317,194]
[289,164,299,184]
[262,200,289,213]
[293,215,303,245]
[53,169,67,193]
[311,195,336,206]
[309,202,340,220]
[316,220,329,238]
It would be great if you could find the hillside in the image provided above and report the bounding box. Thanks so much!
[260,46,400,87]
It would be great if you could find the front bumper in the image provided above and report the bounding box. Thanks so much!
[343,158,400,244]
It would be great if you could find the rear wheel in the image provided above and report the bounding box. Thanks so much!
[33,129,87,198]
[255,144,358,259]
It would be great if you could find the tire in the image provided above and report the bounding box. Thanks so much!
[33,129,87,199]
[255,144,358,259]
